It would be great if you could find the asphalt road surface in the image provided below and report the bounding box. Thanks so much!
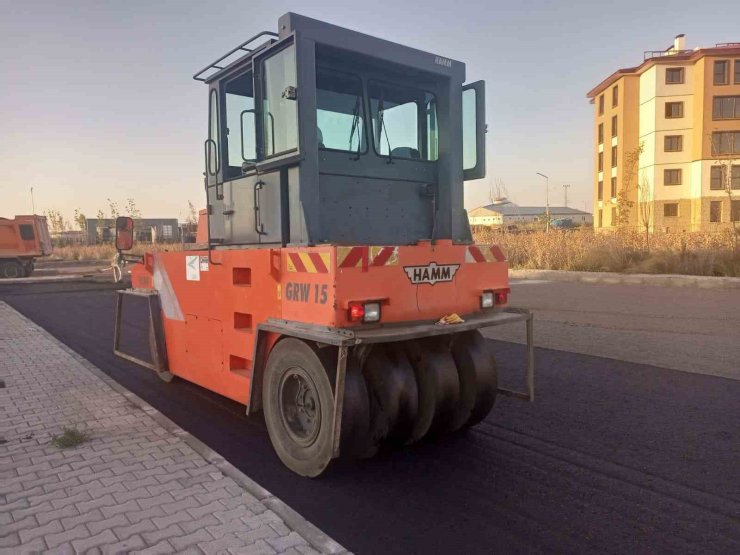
[488,280,740,380]
[1,281,738,554]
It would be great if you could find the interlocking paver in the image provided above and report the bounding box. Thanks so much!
[0,301,341,555]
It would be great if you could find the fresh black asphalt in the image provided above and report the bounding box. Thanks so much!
[2,282,738,554]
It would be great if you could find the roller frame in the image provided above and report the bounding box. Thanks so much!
[258,307,535,458]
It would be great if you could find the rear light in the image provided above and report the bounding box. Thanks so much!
[348,301,382,323]
[480,291,494,309]
[494,288,510,305]
[349,303,365,321]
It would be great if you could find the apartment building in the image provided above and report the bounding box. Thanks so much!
[587,36,740,231]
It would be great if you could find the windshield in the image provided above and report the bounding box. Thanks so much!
[368,81,438,161]
[316,68,366,154]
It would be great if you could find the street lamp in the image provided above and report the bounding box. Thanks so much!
[536,172,550,232]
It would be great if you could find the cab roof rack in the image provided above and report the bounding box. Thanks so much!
[193,31,279,82]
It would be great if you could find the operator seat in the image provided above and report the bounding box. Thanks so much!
[391,147,420,159]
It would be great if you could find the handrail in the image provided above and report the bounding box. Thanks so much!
[193,30,279,82]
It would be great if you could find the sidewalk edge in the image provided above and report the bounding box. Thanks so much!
[509,269,740,289]
[1,301,348,555]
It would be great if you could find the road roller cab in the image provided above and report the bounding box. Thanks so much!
[116,13,534,477]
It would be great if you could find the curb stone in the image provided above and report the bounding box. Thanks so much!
[510,269,740,289]
[0,301,348,555]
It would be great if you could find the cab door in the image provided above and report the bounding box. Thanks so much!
[205,86,227,243]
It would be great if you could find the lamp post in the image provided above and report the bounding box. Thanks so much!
[536,172,550,232]
[562,183,570,207]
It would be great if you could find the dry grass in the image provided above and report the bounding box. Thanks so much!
[50,243,183,261]
[473,228,740,277]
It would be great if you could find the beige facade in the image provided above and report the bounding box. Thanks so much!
[587,36,740,231]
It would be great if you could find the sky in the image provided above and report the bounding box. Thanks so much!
[2,0,739,222]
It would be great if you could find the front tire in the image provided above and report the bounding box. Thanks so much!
[263,338,335,477]
[0,261,24,279]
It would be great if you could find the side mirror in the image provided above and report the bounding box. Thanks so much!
[115,216,134,251]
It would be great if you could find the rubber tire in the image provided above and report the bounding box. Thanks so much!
[451,330,498,428]
[263,338,335,477]
[361,344,418,455]
[338,359,371,459]
[1,261,24,279]
[404,339,460,441]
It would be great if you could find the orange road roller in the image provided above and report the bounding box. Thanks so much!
[113,13,534,477]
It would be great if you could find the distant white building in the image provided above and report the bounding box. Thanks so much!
[468,202,593,227]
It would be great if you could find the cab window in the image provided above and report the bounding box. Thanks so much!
[262,45,298,157]
[224,71,256,178]
[316,68,366,154]
[368,81,438,161]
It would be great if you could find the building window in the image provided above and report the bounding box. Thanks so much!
[598,94,604,115]
[665,67,684,84]
[664,203,679,217]
[598,180,603,201]
[712,96,740,120]
[665,101,684,118]
[710,166,724,190]
[612,85,618,107]
[611,176,617,198]
[710,201,722,223]
[611,115,617,137]
[611,207,617,226]
[598,152,603,172]
[714,60,729,85]
[598,209,603,227]
[598,123,604,144]
[664,169,682,185]
[736,60,740,84]
[611,146,617,168]
[162,225,173,239]
[732,200,740,222]
[711,165,740,190]
[664,135,683,152]
[711,131,740,155]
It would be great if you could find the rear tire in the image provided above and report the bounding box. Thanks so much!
[0,261,24,279]
[451,331,498,428]
[263,338,335,477]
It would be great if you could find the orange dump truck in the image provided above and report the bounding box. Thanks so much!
[113,13,534,477]
[0,215,52,278]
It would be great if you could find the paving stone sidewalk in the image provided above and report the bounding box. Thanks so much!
[0,302,345,555]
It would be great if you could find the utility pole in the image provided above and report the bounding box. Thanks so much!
[562,183,570,207]
[536,172,550,232]
[30,186,36,215]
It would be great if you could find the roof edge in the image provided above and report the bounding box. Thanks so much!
[586,45,740,99]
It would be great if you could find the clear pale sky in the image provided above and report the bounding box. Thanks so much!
[2,0,738,221]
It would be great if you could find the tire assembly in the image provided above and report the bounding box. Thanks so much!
[262,330,498,477]
[0,261,24,279]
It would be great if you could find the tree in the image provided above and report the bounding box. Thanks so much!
[616,141,644,228]
[125,198,141,220]
[637,171,653,251]
[73,209,87,232]
[709,131,739,250]
[45,209,67,234]
[96,209,105,222]
[186,201,198,226]
[107,198,120,219]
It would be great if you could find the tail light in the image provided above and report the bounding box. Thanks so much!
[348,301,381,323]
[481,288,510,309]
[494,288,510,305]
